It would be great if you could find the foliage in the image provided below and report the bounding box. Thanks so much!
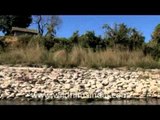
[0,15,32,35]
[70,30,79,44]
[1,21,160,67]
[151,24,160,44]
[143,24,160,60]
[77,31,106,51]
[103,23,145,51]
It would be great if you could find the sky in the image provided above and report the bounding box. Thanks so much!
[1,15,160,42]
[54,15,160,42]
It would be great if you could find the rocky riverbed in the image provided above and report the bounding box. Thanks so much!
[0,65,160,101]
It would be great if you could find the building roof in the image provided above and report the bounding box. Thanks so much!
[11,27,38,34]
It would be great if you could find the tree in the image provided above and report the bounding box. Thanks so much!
[78,31,103,50]
[33,15,62,37]
[143,24,160,59]
[129,28,144,51]
[103,23,144,50]
[151,24,160,44]
[33,15,47,36]
[70,30,79,44]
[45,16,62,38]
[103,23,130,48]
[0,15,32,35]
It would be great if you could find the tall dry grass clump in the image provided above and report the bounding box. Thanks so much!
[67,46,87,67]
[67,46,159,68]
[52,49,68,67]
[0,44,159,68]
[0,44,46,65]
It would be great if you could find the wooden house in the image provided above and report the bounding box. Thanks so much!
[11,27,38,36]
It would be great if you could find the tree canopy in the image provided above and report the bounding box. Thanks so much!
[0,15,32,35]
[103,23,145,50]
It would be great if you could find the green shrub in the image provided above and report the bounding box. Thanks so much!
[0,36,8,52]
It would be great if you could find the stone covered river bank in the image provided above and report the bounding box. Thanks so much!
[1,65,160,104]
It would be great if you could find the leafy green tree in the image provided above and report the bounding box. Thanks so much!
[103,23,130,48]
[129,28,145,51]
[70,30,79,44]
[151,24,160,44]
[103,23,144,50]
[79,31,102,50]
[0,15,32,35]
[143,24,160,59]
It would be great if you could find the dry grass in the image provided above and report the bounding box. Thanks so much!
[0,45,159,68]
[67,47,159,68]
[0,44,46,65]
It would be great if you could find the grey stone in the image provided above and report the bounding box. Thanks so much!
[46,67,53,73]
[16,93,25,97]
[108,76,115,82]
[7,93,15,98]
[104,95,111,100]
[42,76,48,81]
[25,94,32,98]
[64,84,71,90]
[96,83,103,89]
[102,80,109,86]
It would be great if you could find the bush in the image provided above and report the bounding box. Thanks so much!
[17,35,33,47]
[43,36,55,50]
[143,40,160,60]
[78,31,106,51]
[103,23,145,51]
[0,39,5,52]
[0,36,10,52]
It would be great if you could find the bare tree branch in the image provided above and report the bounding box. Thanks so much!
[33,15,61,37]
